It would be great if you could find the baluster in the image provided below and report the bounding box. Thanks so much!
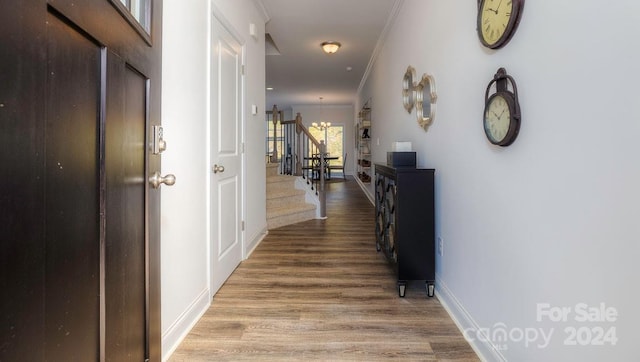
[270,105,279,164]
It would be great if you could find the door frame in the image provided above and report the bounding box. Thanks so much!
[207,9,247,298]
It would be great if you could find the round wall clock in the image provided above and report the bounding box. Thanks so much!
[483,68,521,146]
[415,74,437,131]
[477,0,525,49]
[402,66,416,113]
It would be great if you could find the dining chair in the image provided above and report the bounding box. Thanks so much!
[328,153,347,180]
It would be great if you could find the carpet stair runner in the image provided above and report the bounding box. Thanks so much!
[266,163,317,229]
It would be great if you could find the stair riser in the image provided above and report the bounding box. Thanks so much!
[266,182,297,194]
[266,167,279,177]
[267,209,316,229]
[267,194,307,210]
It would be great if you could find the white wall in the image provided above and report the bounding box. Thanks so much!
[292,104,356,175]
[161,0,266,359]
[359,0,640,360]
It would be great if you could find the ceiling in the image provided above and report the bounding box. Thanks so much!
[262,0,399,111]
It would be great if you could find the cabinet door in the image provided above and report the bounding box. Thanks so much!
[375,174,385,249]
[385,178,397,262]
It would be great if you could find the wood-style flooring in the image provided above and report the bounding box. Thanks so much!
[169,178,479,361]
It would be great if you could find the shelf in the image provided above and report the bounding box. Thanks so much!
[358,102,372,184]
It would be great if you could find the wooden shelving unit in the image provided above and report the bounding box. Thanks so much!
[357,106,371,184]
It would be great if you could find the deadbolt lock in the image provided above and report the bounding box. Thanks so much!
[152,125,167,154]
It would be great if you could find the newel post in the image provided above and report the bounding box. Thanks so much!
[319,140,327,218]
[295,112,303,176]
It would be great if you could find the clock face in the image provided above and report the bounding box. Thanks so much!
[484,94,511,144]
[480,0,514,46]
[478,0,525,49]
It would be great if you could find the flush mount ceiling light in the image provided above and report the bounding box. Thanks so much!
[321,41,341,54]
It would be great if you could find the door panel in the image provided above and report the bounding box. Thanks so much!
[218,42,239,154]
[105,55,147,361]
[45,12,101,359]
[211,17,243,295]
[0,2,47,360]
[218,178,239,256]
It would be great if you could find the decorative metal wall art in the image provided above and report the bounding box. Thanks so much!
[402,66,437,131]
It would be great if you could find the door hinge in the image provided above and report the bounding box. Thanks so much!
[241,221,245,231]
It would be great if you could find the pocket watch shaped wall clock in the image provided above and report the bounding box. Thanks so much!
[478,0,525,49]
[483,67,521,146]
[402,66,416,113]
[415,74,437,131]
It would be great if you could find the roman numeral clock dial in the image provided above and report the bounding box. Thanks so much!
[477,0,524,49]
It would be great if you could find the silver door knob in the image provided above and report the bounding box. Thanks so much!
[149,171,176,189]
[212,164,225,173]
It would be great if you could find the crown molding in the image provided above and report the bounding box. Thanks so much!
[251,0,270,22]
[356,0,404,96]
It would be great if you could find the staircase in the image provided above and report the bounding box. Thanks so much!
[266,163,317,229]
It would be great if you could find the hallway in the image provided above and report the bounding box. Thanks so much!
[169,179,478,361]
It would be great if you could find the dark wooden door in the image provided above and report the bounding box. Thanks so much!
[0,1,162,360]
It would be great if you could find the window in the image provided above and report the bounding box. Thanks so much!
[109,0,152,43]
[119,0,150,31]
[265,115,284,161]
[309,125,344,164]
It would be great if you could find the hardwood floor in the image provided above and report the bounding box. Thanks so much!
[169,178,479,361]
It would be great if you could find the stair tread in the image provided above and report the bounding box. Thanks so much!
[267,187,305,199]
[267,202,316,218]
[266,174,298,183]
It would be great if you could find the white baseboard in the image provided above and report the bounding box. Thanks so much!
[161,226,267,361]
[245,224,268,259]
[161,288,211,361]
[354,176,374,205]
[435,275,506,362]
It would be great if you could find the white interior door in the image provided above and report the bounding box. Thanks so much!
[210,16,243,296]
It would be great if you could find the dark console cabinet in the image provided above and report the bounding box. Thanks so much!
[375,164,435,297]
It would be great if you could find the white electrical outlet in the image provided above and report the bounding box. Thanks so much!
[437,237,443,256]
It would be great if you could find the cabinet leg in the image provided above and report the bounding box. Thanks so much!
[426,282,435,297]
[398,282,406,297]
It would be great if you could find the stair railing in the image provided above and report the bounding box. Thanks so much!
[269,108,326,218]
